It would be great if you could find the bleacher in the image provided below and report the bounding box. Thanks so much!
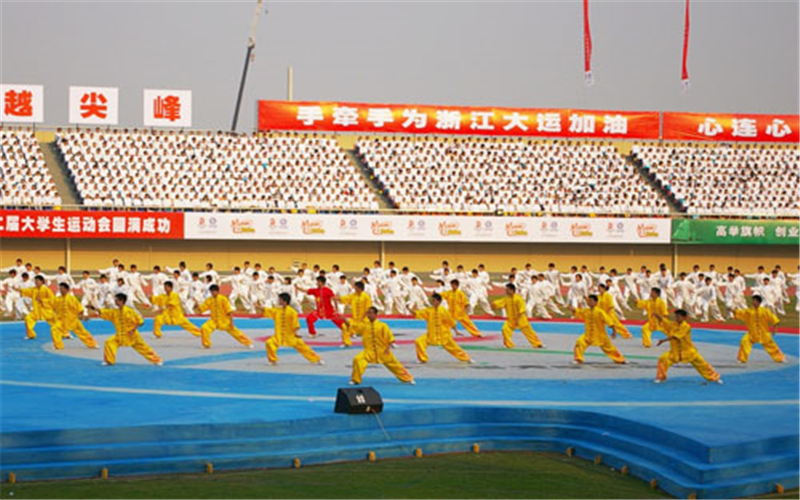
[0,130,62,207]
[632,143,799,217]
[55,130,379,211]
[356,136,670,215]
[1,127,798,217]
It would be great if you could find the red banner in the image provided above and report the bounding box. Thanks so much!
[681,0,690,90]
[583,0,593,85]
[0,210,184,239]
[663,112,799,143]
[258,101,661,139]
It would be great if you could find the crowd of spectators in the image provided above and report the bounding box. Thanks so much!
[356,136,669,214]
[7,128,797,218]
[1,130,62,207]
[56,130,379,211]
[632,143,799,217]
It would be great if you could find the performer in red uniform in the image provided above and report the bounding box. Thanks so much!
[297,276,347,337]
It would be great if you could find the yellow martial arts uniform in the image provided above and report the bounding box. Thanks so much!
[491,294,543,349]
[197,295,252,349]
[349,319,413,384]
[573,307,626,364]
[656,320,719,382]
[100,306,162,365]
[413,305,470,363]
[441,289,482,337]
[340,292,372,346]
[263,306,321,364]
[598,291,631,338]
[21,284,56,339]
[734,306,784,363]
[152,291,201,338]
[52,293,98,350]
[636,297,668,348]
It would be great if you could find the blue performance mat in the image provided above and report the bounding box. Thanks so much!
[1,318,798,499]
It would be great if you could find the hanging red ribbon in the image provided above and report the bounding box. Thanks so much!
[681,0,690,92]
[583,0,593,86]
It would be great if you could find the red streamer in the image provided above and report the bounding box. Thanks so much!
[681,0,691,91]
[583,0,593,85]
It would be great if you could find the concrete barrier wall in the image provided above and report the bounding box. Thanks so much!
[2,238,797,274]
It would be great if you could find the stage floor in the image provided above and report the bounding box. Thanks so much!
[1,317,798,497]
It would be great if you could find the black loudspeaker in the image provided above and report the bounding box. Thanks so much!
[334,387,383,414]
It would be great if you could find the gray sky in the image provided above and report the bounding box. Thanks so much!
[1,0,798,131]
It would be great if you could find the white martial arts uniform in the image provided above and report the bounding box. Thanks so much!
[466,276,492,315]
[695,283,723,322]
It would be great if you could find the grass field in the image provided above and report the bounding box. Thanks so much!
[2,452,796,499]
[0,452,675,499]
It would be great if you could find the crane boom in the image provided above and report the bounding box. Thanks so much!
[231,0,265,132]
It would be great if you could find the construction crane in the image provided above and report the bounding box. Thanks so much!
[231,0,266,132]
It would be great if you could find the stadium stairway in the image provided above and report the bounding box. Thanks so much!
[2,407,797,498]
[626,152,684,214]
[35,131,82,206]
[345,148,398,210]
[336,135,397,210]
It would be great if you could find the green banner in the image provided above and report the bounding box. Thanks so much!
[671,219,800,245]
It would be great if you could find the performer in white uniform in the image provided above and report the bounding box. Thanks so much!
[466,269,493,315]
[96,274,115,309]
[200,263,219,285]
[127,264,152,307]
[98,259,120,284]
[148,266,169,299]
[1,270,21,318]
[769,269,787,316]
[671,273,694,311]
[221,267,250,311]
[76,271,100,313]
[562,272,588,309]
[406,277,430,312]
[383,269,408,315]
[334,275,354,315]
[695,277,723,322]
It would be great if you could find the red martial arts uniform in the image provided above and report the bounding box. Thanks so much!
[306,287,346,336]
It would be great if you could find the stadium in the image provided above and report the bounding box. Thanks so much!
[0,1,798,499]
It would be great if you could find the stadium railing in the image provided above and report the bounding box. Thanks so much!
[2,203,798,221]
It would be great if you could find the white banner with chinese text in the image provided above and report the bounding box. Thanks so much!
[69,86,119,125]
[184,213,671,244]
[1,84,44,123]
[143,89,192,127]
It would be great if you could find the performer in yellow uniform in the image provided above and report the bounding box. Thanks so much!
[195,284,253,349]
[21,275,57,340]
[52,283,98,350]
[733,295,785,364]
[441,280,482,337]
[491,284,544,349]
[152,281,201,339]
[349,306,415,385]
[89,293,162,366]
[263,293,324,366]
[412,293,473,364]
[655,309,722,383]
[598,283,631,339]
[571,295,626,364]
[340,281,372,348]
[636,287,668,348]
